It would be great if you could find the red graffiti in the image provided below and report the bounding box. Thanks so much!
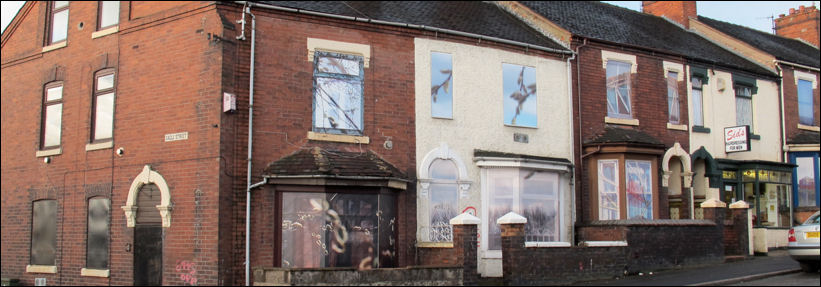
[176,260,198,286]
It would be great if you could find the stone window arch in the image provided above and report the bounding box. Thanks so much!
[122,165,172,227]
[419,143,471,242]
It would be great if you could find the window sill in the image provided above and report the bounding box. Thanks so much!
[92,26,119,39]
[307,131,369,144]
[605,116,639,126]
[81,268,110,277]
[26,265,57,274]
[417,242,453,248]
[692,126,711,133]
[86,141,114,151]
[525,242,572,248]
[503,124,538,130]
[579,241,628,247]
[667,123,688,131]
[797,124,820,132]
[42,42,67,53]
[36,147,62,157]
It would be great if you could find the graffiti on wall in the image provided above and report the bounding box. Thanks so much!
[176,260,197,286]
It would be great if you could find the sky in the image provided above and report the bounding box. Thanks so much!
[2,1,819,35]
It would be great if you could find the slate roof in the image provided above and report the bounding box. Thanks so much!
[519,1,777,77]
[263,147,406,179]
[585,127,664,146]
[787,131,821,145]
[697,16,820,68]
[258,1,569,52]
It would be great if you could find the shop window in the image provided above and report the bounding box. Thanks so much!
[280,192,396,268]
[606,61,632,119]
[485,168,559,250]
[31,200,57,266]
[428,159,459,242]
[503,63,537,127]
[430,52,453,119]
[86,197,110,269]
[312,51,364,135]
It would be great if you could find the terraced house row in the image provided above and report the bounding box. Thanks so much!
[1,1,818,285]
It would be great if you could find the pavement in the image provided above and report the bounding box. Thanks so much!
[570,249,803,286]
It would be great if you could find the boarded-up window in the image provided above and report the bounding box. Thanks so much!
[31,200,57,265]
[136,184,161,224]
[598,160,620,220]
[486,168,559,250]
[503,63,537,127]
[606,61,632,118]
[430,52,453,119]
[87,197,110,269]
[313,51,364,135]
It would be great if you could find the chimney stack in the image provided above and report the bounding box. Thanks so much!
[642,1,697,29]
[775,5,820,47]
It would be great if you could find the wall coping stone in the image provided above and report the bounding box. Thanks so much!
[497,212,527,224]
[450,213,481,225]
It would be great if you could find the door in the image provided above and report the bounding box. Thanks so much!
[134,184,162,286]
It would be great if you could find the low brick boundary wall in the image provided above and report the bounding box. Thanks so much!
[253,266,464,286]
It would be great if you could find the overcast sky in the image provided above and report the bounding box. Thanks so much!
[2,1,820,35]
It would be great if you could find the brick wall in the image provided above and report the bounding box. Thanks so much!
[642,1,697,29]
[781,65,821,141]
[1,2,228,285]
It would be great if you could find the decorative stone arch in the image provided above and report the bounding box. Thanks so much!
[419,142,472,199]
[122,165,172,227]
[691,146,721,188]
[662,142,694,188]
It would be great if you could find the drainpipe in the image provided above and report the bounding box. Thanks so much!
[236,3,264,286]
[565,50,577,242]
[575,38,589,222]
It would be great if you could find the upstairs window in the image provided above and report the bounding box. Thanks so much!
[48,1,69,45]
[691,77,704,127]
[92,70,116,142]
[798,79,814,126]
[503,63,537,127]
[667,71,680,124]
[735,85,753,130]
[41,83,64,150]
[312,51,364,135]
[98,1,120,30]
[606,61,632,118]
[430,52,453,119]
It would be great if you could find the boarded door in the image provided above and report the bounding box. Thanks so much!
[134,184,162,286]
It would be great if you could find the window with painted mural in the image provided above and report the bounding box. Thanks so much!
[428,159,458,242]
[503,63,537,127]
[281,192,396,268]
[606,60,632,118]
[31,200,57,266]
[626,160,653,219]
[798,79,815,126]
[796,157,817,207]
[86,197,110,269]
[313,51,364,135]
[667,71,680,124]
[598,159,620,220]
[735,86,753,130]
[487,168,559,250]
[430,52,453,119]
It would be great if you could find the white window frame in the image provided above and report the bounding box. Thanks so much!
[598,159,620,220]
[418,143,471,243]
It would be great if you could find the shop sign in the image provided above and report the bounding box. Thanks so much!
[724,125,750,153]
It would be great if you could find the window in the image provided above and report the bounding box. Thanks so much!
[430,52,453,119]
[625,160,653,219]
[41,83,64,149]
[798,79,814,126]
[735,85,753,130]
[86,198,110,269]
[31,200,57,266]
[598,160,620,220]
[503,63,537,127]
[793,155,818,207]
[667,71,680,124]
[92,70,115,142]
[280,192,396,268]
[428,159,459,242]
[691,77,704,127]
[606,61,632,118]
[312,51,364,135]
[486,168,559,250]
[97,1,120,30]
[48,1,69,45]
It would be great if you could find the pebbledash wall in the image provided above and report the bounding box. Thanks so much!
[1,2,230,286]
[413,38,574,277]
